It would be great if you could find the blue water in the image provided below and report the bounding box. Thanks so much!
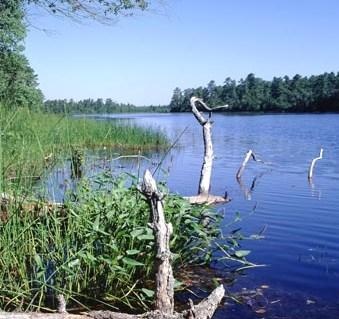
[45,113,339,317]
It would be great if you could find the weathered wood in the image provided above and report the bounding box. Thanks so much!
[188,97,228,205]
[185,194,229,205]
[308,148,324,180]
[182,285,225,319]
[0,314,87,319]
[142,170,174,315]
[190,97,213,196]
[236,150,254,180]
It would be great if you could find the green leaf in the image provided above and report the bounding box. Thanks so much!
[93,214,100,231]
[131,228,144,238]
[141,288,154,298]
[68,258,80,268]
[126,249,140,255]
[174,279,183,289]
[122,257,144,266]
[234,250,251,258]
[34,254,43,268]
[138,234,154,241]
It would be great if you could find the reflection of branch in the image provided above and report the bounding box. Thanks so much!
[237,172,265,200]
[308,148,323,180]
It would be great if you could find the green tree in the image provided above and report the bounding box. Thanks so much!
[0,0,43,108]
[169,87,184,112]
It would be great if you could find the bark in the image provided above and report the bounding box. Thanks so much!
[190,97,213,196]
[308,148,324,180]
[141,170,174,315]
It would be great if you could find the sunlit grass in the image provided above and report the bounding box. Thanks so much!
[0,105,167,192]
[0,173,221,312]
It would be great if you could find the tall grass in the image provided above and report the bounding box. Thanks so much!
[0,173,221,312]
[0,106,167,192]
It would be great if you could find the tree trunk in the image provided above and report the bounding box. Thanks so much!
[187,97,227,205]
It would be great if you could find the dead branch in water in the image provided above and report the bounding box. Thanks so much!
[308,148,324,180]
[236,150,269,180]
[186,97,228,205]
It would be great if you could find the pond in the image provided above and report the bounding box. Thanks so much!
[44,112,339,318]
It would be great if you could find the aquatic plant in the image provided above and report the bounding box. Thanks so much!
[0,105,168,192]
[0,172,222,312]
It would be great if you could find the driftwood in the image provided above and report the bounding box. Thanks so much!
[186,97,228,205]
[0,170,225,319]
[308,148,323,180]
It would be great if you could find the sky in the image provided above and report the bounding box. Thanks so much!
[25,0,339,106]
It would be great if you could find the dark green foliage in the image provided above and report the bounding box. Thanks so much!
[0,0,43,108]
[0,173,221,311]
[43,99,169,114]
[169,72,339,113]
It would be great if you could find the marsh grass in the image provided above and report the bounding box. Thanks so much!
[0,105,167,192]
[0,172,221,312]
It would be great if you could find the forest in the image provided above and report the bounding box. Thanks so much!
[169,72,339,113]
[43,71,339,114]
[43,98,169,113]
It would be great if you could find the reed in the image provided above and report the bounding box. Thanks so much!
[0,105,167,192]
[0,173,221,312]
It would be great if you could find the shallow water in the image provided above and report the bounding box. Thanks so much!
[45,112,339,318]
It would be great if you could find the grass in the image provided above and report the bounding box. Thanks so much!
[0,172,221,312]
[0,105,256,314]
[0,105,168,192]
[0,105,221,312]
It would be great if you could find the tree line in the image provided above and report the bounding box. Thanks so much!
[44,98,169,113]
[169,72,339,113]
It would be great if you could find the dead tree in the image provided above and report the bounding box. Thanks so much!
[0,170,225,319]
[186,97,228,205]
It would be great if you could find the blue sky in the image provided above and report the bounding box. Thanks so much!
[25,0,339,105]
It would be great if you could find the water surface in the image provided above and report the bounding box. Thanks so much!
[46,113,339,318]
